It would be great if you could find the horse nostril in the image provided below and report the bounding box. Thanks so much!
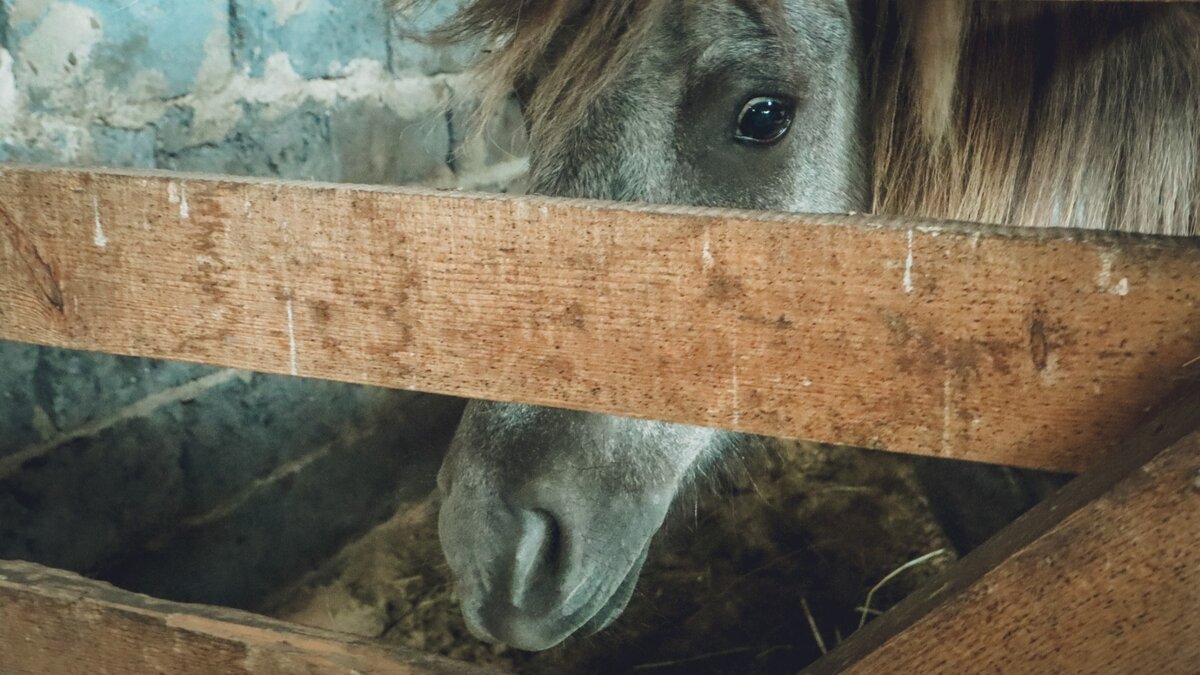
[510,508,562,610]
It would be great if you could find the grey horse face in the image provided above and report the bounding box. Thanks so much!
[439,403,731,649]
[438,0,867,651]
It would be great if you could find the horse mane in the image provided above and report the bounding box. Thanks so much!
[394,0,1199,236]
[877,1,1200,236]
[392,0,672,151]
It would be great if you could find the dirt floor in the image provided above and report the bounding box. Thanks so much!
[264,440,957,673]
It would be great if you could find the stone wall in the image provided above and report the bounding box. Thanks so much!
[0,0,525,187]
[0,0,526,608]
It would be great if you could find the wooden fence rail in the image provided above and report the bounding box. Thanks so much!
[2,388,1194,675]
[0,559,492,675]
[2,164,1198,472]
[806,382,1200,674]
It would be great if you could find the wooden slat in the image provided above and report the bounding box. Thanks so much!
[805,382,1200,674]
[0,559,490,674]
[1,163,1198,472]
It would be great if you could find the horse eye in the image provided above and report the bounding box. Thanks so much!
[735,96,793,145]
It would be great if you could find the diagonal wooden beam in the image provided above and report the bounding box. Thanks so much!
[0,559,493,674]
[1,164,1198,472]
[804,382,1200,674]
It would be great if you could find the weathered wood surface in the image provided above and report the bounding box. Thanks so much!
[806,383,1200,675]
[0,559,491,674]
[1,164,1198,472]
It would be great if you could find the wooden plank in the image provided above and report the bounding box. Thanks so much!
[0,163,1198,472]
[805,382,1200,675]
[0,559,491,675]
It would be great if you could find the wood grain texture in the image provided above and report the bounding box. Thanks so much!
[0,560,491,675]
[1,164,1198,471]
[805,383,1200,675]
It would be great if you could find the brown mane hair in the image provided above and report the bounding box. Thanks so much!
[394,0,1199,236]
[876,1,1199,235]
[394,0,671,152]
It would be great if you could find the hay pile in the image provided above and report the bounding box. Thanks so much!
[267,441,954,673]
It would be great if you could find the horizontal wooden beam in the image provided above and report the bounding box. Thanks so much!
[805,382,1200,674]
[0,559,491,674]
[1,164,1198,472]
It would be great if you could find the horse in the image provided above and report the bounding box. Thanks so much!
[394,0,1199,651]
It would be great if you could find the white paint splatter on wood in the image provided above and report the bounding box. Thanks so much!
[730,363,740,426]
[1039,352,1061,385]
[286,298,299,376]
[91,196,108,248]
[1097,251,1114,289]
[1096,252,1130,296]
[903,228,914,293]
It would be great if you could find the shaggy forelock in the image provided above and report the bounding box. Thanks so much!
[393,0,788,149]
